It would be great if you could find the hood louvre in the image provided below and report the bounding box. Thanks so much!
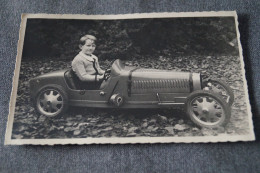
[132,79,189,91]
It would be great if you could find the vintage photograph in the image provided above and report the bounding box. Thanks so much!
[5,12,255,145]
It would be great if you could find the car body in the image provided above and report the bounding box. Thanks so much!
[29,59,234,128]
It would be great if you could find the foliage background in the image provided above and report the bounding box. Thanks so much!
[22,17,238,61]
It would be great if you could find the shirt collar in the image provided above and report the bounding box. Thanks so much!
[79,52,94,62]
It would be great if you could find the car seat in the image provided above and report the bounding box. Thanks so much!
[64,69,102,90]
[64,69,79,89]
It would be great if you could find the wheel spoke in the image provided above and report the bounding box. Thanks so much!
[54,93,61,99]
[52,100,63,111]
[202,97,207,103]
[213,109,223,118]
[192,106,198,111]
[215,109,222,114]
[49,90,54,96]
[44,93,48,100]
[42,104,48,110]
[52,106,59,111]
[40,98,47,106]
[195,100,201,105]
[53,100,63,104]
[47,106,52,113]
[205,115,211,122]
[197,114,204,120]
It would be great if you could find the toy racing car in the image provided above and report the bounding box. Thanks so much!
[29,59,234,128]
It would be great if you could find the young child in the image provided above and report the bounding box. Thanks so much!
[72,35,105,86]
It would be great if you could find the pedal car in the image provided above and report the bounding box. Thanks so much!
[29,59,234,128]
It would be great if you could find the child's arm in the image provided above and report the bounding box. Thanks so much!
[95,56,105,74]
[73,61,99,82]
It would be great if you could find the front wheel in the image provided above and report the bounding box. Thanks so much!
[202,79,234,106]
[35,85,68,118]
[185,90,231,128]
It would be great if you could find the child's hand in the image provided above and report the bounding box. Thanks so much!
[97,74,104,81]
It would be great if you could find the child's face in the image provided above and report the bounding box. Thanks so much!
[81,39,96,55]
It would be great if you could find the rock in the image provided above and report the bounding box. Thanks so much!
[76,115,82,119]
[126,132,137,137]
[23,131,31,136]
[147,126,154,130]
[201,128,217,136]
[66,122,73,126]
[66,117,74,121]
[173,124,189,131]
[90,119,97,123]
[64,127,74,132]
[158,114,167,122]
[57,126,64,130]
[128,127,138,133]
[18,125,28,132]
[73,130,81,136]
[165,127,174,135]
[177,132,188,136]
[92,130,101,135]
[38,115,46,122]
[159,56,167,62]
[142,122,148,128]
[12,134,23,139]
[168,118,176,124]
[78,122,89,127]
[49,126,55,131]
[102,127,113,131]
[152,127,159,131]
[192,127,199,132]
[216,127,225,133]
[113,125,121,129]
[178,119,184,124]
[226,129,235,134]
[149,119,157,124]
[29,108,35,113]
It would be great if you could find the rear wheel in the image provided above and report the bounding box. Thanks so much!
[185,90,231,128]
[35,85,68,117]
[202,79,234,106]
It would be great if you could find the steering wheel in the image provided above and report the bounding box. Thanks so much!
[103,69,111,81]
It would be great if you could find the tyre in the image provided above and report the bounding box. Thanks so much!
[185,90,231,128]
[202,79,234,106]
[35,85,68,118]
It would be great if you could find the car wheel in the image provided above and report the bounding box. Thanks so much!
[185,90,231,128]
[202,79,234,106]
[35,85,68,118]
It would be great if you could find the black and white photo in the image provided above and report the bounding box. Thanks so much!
[5,12,255,145]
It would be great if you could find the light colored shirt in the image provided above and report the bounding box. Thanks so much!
[71,52,104,81]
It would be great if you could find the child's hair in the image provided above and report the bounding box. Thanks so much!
[79,35,97,49]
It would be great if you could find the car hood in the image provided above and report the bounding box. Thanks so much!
[132,68,191,80]
[130,68,200,93]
